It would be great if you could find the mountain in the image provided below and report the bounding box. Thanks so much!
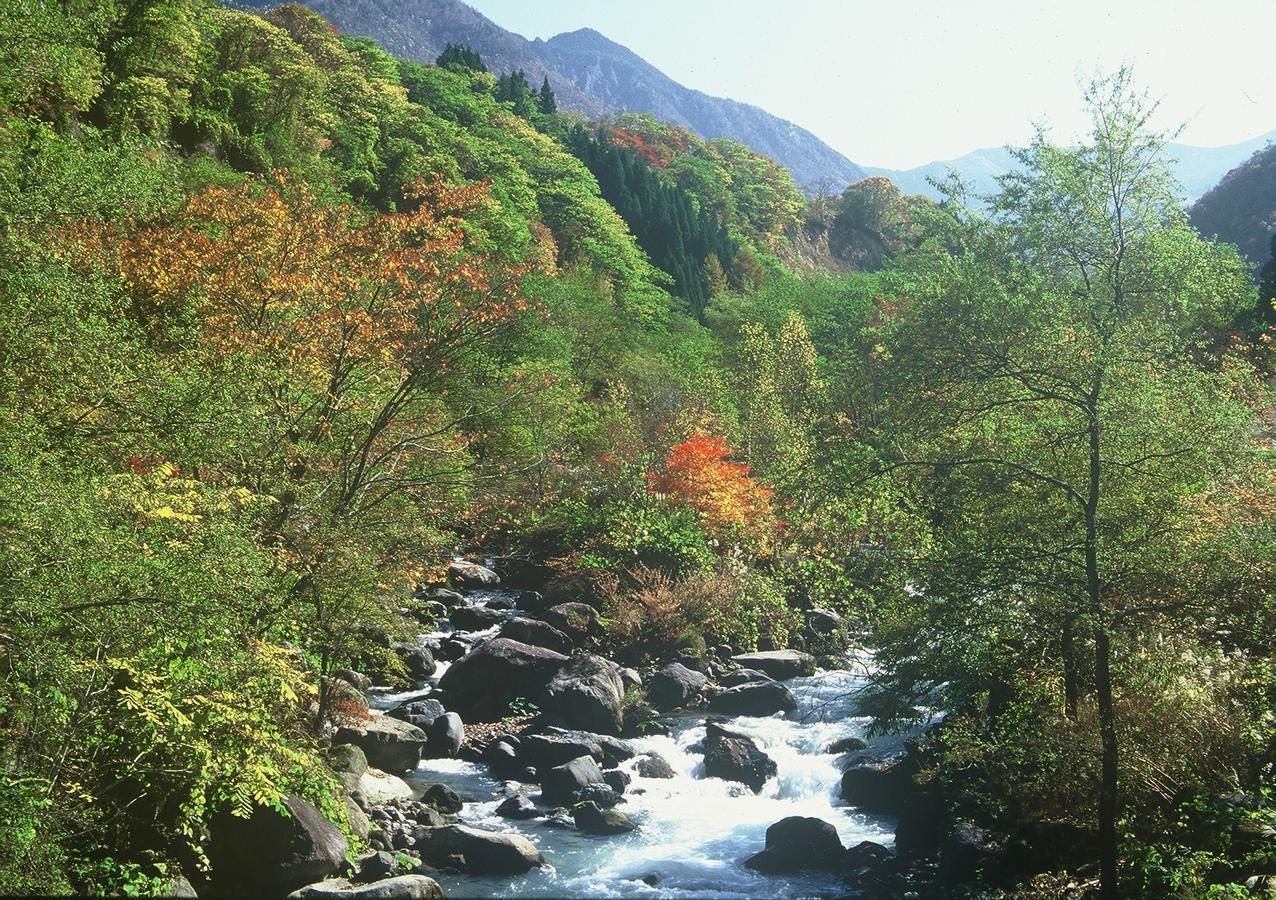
[1190,141,1276,266]
[234,0,866,191]
[869,131,1276,206]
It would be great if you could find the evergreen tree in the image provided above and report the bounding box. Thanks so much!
[538,76,556,115]
[436,42,485,73]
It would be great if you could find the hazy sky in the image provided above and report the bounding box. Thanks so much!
[466,0,1276,170]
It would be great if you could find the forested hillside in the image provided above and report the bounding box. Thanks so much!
[0,3,1272,900]
[1191,141,1276,266]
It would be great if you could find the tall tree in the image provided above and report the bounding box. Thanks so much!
[874,69,1264,898]
[538,75,556,115]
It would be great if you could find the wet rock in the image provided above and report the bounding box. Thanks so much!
[497,616,574,653]
[415,824,545,874]
[328,743,369,778]
[483,740,520,777]
[437,639,469,662]
[634,753,676,779]
[805,607,844,634]
[844,839,894,869]
[640,873,660,886]
[702,721,777,793]
[730,650,816,680]
[288,875,444,899]
[572,800,636,835]
[483,594,517,611]
[334,717,427,774]
[387,699,446,730]
[603,769,631,795]
[827,736,868,754]
[334,669,373,692]
[543,808,575,829]
[424,712,464,759]
[575,782,623,808]
[495,795,538,819]
[841,760,915,813]
[539,727,634,767]
[719,668,775,688]
[210,794,347,897]
[355,850,402,882]
[393,644,436,681]
[646,662,707,710]
[541,602,599,639]
[420,586,464,606]
[447,559,500,588]
[420,783,464,814]
[541,755,605,807]
[448,604,506,632]
[744,816,845,873]
[540,654,626,735]
[437,638,568,721]
[707,680,797,717]
[517,733,604,770]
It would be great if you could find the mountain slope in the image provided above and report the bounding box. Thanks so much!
[235,0,866,192]
[870,131,1276,205]
[1190,141,1276,266]
[534,28,865,191]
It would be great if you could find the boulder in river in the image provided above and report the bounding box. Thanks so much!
[497,616,574,653]
[730,650,816,679]
[447,559,500,588]
[541,602,600,639]
[840,759,916,813]
[634,753,676,779]
[701,721,777,794]
[437,638,567,721]
[495,795,539,820]
[334,717,427,773]
[210,794,348,897]
[423,711,464,759]
[744,816,845,873]
[415,824,545,874]
[540,727,635,767]
[334,669,373,692]
[392,643,436,681]
[420,783,464,814]
[707,680,797,717]
[827,736,868,754]
[540,654,626,735]
[288,875,445,899]
[448,604,506,632]
[437,639,469,662]
[541,755,605,807]
[646,661,706,710]
[387,698,446,732]
[805,607,844,634]
[603,769,631,795]
[572,800,637,834]
[719,668,775,688]
[517,733,604,771]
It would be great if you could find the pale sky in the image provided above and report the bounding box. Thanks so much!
[467,0,1276,170]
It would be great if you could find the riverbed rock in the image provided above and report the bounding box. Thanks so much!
[448,604,506,632]
[437,639,469,662]
[334,669,373,692]
[497,616,574,653]
[484,740,520,777]
[329,743,369,779]
[646,662,707,710]
[495,795,538,819]
[437,638,568,720]
[422,712,464,759]
[603,770,631,795]
[420,783,464,814]
[358,768,414,805]
[827,736,868,754]
[541,755,605,806]
[288,875,444,899]
[517,733,605,770]
[541,602,599,639]
[707,680,797,717]
[744,816,845,873]
[575,782,623,809]
[805,607,844,634]
[335,717,427,774]
[572,800,636,835]
[421,586,465,606]
[730,650,816,680]
[719,668,775,688]
[844,839,894,869]
[415,824,545,874]
[210,794,348,897]
[702,721,777,793]
[447,559,500,588]
[840,760,915,813]
[540,654,626,735]
[634,753,676,779]
[393,643,436,681]
[387,698,447,732]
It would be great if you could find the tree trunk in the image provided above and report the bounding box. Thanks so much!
[1062,613,1080,720]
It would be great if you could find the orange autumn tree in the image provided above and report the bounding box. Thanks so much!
[648,434,776,547]
[72,172,539,701]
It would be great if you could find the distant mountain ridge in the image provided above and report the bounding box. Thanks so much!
[868,131,1276,205]
[235,0,866,191]
[1190,141,1276,266]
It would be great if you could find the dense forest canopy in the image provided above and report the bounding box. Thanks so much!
[0,3,1272,899]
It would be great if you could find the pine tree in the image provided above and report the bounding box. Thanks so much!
[538,76,556,115]
[436,43,486,73]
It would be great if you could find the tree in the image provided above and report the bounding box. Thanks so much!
[436,42,485,73]
[648,434,775,546]
[1258,232,1276,327]
[874,70,1265,898]
[538,75,556,115]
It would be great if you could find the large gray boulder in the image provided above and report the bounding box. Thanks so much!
[334,716,427,773]
[447,559,500,587]
[517,733,605,770]
[498,616,574,653]
[634,753,676,779]
[540,603,599,639]
[415,824,545,874]
[210,794,348,897]
[424,712,464,759]
[572,801,637,835]
[448,604,506,632]
[541,755,605,807]
[707,680,798,717]
[540,654,625,735]
[744,816,845,873]
[438,638,568,721]
[288,875,444,899]
[646,662,706,710]
[701,722,777,794]
[730,650,816,680]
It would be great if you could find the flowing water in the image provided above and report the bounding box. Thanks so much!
[379,586,905,899]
